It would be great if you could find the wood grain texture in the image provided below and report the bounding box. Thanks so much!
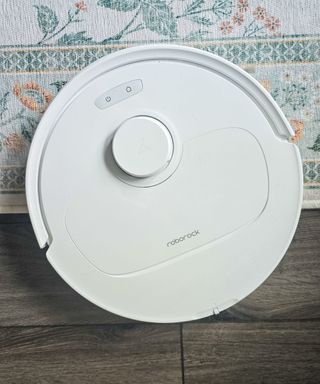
[0,324,181,384]
[183,322,320,384]
[0,214,30,224]
[0,220,126,326]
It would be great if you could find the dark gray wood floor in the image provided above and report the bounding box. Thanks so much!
[0,210,319,383]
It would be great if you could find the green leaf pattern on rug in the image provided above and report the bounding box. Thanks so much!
[97,0,140,12]
[30,1,284,44]
[58,32,93,45]
[34,5,59,34]
[50,81,68,92]
[184,0,206,14]
[309,135,320,152]
[189,15,214,26]
[141,0,177,37]
[35,3,89,45]
[98,0,177,38]
[212,0,233,18]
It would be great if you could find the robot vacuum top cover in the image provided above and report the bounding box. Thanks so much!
[26,45,303,323]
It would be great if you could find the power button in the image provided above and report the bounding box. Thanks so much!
[95,79,143,109]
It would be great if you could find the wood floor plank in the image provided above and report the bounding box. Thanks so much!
[0,324,182,384]
[183,322,320,384]
[0,214,30,224]
[0,210,319,325]
[0,221,127,325]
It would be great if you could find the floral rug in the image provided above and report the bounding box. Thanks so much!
[0,0,319,212]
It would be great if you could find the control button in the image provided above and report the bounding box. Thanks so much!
[95,79,143,110]
[112,116,173,178]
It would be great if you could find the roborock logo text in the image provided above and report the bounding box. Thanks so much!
[167,230,200,247]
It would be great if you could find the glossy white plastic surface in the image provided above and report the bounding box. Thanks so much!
[26,45,303,323]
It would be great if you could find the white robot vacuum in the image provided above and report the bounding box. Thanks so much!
[26,45,303,322]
